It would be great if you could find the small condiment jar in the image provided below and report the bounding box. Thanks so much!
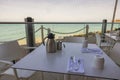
[57,41,62,50]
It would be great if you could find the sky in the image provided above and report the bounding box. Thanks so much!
[0,0,120,22]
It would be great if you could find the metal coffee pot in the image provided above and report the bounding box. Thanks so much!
[43,33,57,53]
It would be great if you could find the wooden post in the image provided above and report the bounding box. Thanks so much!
[85,25,89,40]
[101,19,107,42]
[47,28,51,34]
[41,25,44,44]
[25,17,35,52]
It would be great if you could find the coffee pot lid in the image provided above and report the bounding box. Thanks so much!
[47,33,55,39]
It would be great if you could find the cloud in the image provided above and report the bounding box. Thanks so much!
[0,0,120,22]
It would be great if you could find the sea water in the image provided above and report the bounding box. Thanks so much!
[0,23,119,41]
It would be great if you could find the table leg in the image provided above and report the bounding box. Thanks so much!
[13,68,20,80]
[64,74,70,80]
[56,74,61,80]
[41,72,44,80]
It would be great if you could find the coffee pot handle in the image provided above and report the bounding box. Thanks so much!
[42,37,47,46]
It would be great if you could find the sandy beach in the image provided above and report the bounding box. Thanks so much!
[18,37,42,45]
[18,32,95,46]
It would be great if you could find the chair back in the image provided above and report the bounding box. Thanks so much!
[95,33,101,46]
[63,36,85,43]
[110,42,120,66]
[0,41,27,61]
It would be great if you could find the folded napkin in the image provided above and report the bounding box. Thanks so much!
[67,57,84,73]
[81,48,102,54]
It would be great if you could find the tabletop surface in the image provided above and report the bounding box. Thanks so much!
[12,42,120,80]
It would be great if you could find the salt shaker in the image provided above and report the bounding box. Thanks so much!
[82,40,88,48]
[57,41,62,50]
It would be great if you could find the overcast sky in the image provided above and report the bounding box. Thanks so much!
[0,0,120,22]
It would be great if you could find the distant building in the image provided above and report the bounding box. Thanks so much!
[115,19,120,22]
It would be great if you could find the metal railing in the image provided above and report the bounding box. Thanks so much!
[0,21,120,47]
[0,22,120,24]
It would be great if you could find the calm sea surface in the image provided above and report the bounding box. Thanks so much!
[0,24,119,41]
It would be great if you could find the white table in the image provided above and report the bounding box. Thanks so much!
[105,33,120,41]
[105,33,120,48]
[12,42,120,80]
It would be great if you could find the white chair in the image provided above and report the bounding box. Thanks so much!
[63,36,85,43]
[95,33,111,47]
[95,33,112,54]
[0,41,36,80]
[109,42,120,66]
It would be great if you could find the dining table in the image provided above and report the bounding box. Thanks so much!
[105,33,120,41]
[105,33,120,48]
[11,42,120,80]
